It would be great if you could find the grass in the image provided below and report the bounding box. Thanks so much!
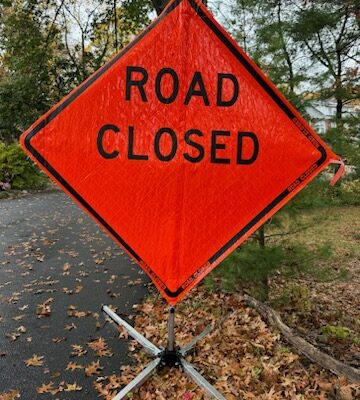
[269,206,360,275]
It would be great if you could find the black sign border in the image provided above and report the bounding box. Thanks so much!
[24,0,327,299]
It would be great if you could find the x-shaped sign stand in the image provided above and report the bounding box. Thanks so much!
[102,305,226,399]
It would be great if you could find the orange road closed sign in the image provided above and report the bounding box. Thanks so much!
[20,0,341,304]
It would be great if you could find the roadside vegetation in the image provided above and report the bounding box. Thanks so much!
[206,187,360,365]
[0,142,48,193]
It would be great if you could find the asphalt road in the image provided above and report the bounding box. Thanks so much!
[0,191,150,399]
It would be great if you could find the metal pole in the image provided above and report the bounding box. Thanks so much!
[166,306,175,351]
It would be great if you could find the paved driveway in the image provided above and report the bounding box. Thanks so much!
[0,191,149,399]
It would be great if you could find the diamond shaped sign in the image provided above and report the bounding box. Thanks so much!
[20,0,340,304]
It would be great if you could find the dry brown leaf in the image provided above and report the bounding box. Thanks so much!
[36,382,55,394]
[36,298,53,318]
[66,362,83,371]
[67,305,88,318]
[75,285,83,293]
[24,354,44,367]
[97,349,114,357]
[71,344,87,357]
[0,389,20,400]
[17,325,27,334]
[87,337,113,357]
[63,262,71,272]
[88,337,107,352]
[65,322,77,331]
[64,382,82,392]
[12,315,25,322]
[5,332,20,342]
[52,337,66,343]
[85,360,103,376]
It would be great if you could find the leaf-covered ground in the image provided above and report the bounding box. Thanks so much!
[113,287,359,400]
[1,194,359,399]
[268,207,360,368]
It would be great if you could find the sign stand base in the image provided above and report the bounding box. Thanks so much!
[102,305,226,400]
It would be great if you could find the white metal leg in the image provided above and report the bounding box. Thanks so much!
[181,359,226,400]
[102,305,161,356]
[180,323,213,356]
[103,305,227,400]
[113,358,161,400]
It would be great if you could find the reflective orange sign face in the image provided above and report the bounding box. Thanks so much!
[20,0,339,304]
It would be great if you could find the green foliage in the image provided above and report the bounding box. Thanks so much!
[89,0,151,71]
[323,117,360,177]
[225,0,359,122]
[206,238,331,301]
[281,243,333,279]
[0,142,48,190]
[321,325,351,341]
[292,176,360,208]
[0,2,63,141]
[205,176,342,299]
[208,242,284,299]
[271,284,312,313]
[0,0,153,143]
[290,1,359,117]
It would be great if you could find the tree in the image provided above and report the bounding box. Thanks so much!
[251,0,306,108]
[0,0,152,141]
[291,0,360,120]
[56,0,152,86]
[150,0,207,16]
[88,0,152,72]
[0,1,63,141]
[212,1,308,111]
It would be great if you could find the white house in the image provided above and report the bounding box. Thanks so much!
[305,98,360,134]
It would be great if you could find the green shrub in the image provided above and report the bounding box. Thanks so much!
[0,142,48,190]
[288,175,360,209]
[321,325,351,341]
[206,240,332,301]
[207,242,285,300]
[271,284,312,313]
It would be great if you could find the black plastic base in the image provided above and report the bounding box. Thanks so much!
[159,348,181,368]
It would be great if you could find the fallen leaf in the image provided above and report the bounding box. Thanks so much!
[85,360,103,376]
[5,332,20,342]
[36,298,53,318]
[0,389,20,400]
[24,354,44,367]
[65,322,77,331]
[64,382,82,392]
[71,344,87,357]
[36,382,55,394]
[52,337,66,343]
[66,362,83,371]
[12,315,25,322]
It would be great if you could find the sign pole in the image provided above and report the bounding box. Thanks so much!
[167,306,175,352]
[102,304,226,399]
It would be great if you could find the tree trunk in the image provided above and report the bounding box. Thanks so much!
[151,0,207,16]
[114,0,118,52]
[243,293,360,383]
[258,225,265,249]
[277,0,295,94]
[336,95,343,120]
[335,48,343,121]
[256,225,269,300]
